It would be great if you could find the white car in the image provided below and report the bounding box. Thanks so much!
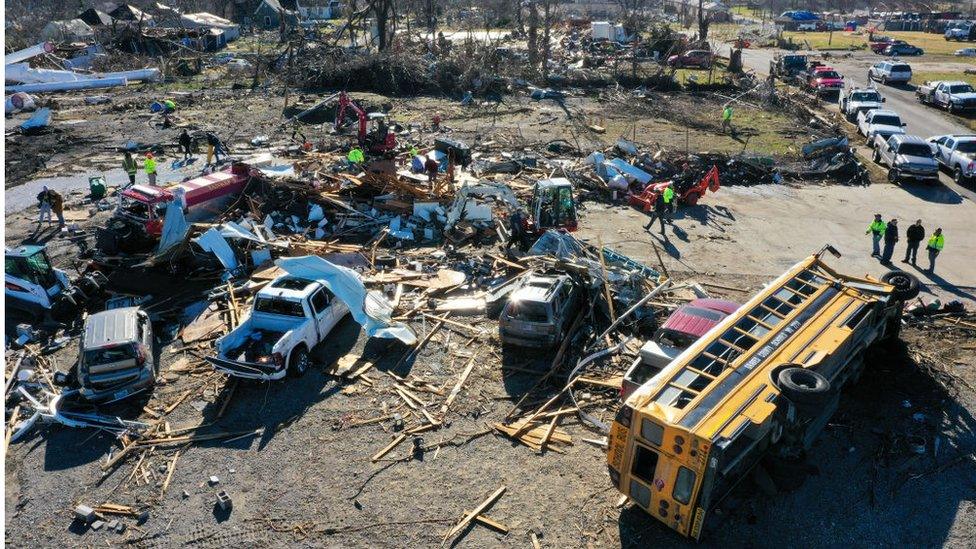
[856,109,906,143]
[955,48,976,57]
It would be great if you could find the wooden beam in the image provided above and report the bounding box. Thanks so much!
[444,486,507,541]
[371,434,407,462]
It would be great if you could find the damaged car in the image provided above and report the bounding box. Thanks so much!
[499,272,583,349]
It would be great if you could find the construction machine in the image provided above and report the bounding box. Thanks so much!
[628,165,720,212]
[334,91,397,154]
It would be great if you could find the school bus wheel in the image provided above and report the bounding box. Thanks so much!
[775,366,831,410]
[880,270,920,301]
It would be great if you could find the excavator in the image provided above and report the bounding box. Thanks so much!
[334,91,397,154]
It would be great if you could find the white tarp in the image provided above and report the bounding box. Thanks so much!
[277,256,417,345]
[193,228,238,269]
[157,200,189,254]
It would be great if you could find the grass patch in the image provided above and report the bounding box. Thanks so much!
[731,5,765,18]
[781,30,971,57]
[781,31,867,51]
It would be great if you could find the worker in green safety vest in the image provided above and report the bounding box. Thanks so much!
[163,99,176,113]
[722,105,733,134]
[347,147,365,165]
[662,185,675,218]
[122,151,138,186]
[866,213,886,257]
[925,228,944,273]
[144,152,157,186]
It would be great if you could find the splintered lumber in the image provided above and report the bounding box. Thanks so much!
[537,415,560,455]
[464,510,510,533]
[160,450,181,496]
[440,353,478,417]
[493,421,572,446]
[371,433,407,462]
[444,486,507,542]
[574,376,624,389]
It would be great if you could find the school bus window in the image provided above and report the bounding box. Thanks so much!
[737,316,770,339]
[632,444,659,483]
[691,353,725,376]
[774,287,805,306]
[641,418,664,445]
[673,467,697,504]
[843,303,870,329]
[763,296,793,315]
[725,330,757,351]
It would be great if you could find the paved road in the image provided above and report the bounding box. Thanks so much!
[732,46,976,201]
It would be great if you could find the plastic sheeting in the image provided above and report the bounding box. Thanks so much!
[193,228,238,269]
[157,201,189,254]
[277,256,417,345]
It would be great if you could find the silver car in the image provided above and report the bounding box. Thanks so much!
[499,273,582,348]
[75,307,157,403]
[868,61,912,85]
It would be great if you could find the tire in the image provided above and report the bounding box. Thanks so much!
[948,103,957,114]
[881,76,887,85]
[872,148,881,163]
[287,346,311,377]
[374,254,397,269]
[881,270,920,300]
[776,366,830,406]
[954,167,963,184]
[887,169,898,183]
[684,191,701,206]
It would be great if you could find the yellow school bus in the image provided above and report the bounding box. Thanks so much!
[606,246,919,540]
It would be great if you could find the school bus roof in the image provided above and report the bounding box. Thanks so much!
[625,251,895,441]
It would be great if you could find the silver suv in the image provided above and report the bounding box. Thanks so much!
[868,61,912,85]
[499,273,582,348]
[74,307,157,403]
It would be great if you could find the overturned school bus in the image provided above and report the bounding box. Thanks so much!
[606,246,920,540]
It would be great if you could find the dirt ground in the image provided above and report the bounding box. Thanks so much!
[5,82,976,548]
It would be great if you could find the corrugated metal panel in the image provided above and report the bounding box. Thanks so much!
[84,307,139,348]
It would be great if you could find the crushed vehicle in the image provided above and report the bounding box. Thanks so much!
[621,298,739,401]
[916,80,976,114]
[5,245,107,322]
[768,53,807,78]
[869,38,905,54]
[839,87,885,121]
[97,162,252,253]
[798,64,844,97]
[667,50,713,69]
[56,307,157,403]
[926,134,976,184]
[607,245,920,540]
[867,61,912,85]
[499,272,583,349]
[856,109,906,143]
[207,275,350,380]
[872,134,940,184]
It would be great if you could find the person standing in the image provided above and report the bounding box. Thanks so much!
[347,146,365,166]
[866,214,886,257]
[662,184,675,221]
[926,228,944,273]
[425,156,439,185]
[643,190,668,235]
[122,151,138,186]
[903,219,925,265]
[721,104,733,134]
[179,129,193,161]
[144,152,157,186]
[36,186,54,225]
[881,218,898,263]
[206,132,224,165]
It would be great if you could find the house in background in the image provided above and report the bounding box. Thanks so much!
[254,0,301,29]
[181,12,242,43]
[301,0,343,21]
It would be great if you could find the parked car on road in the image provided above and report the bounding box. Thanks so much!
[499,273,582,349]
[207,276,350,380]
[65,307,157,403]
[916,80,976,113]
[884,43,924,56]
[869,38,904,54]
[868,61,912,84]
[620,298,739,400]
[955,48,976,56]
[667,49,713,69]
[856,109,906,142]
[927,134,976,184]
[839,87,885,120]
[872,134,940,183]
[800,65,844,97]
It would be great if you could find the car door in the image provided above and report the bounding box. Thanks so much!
[308,287,334,343]
[942,138,955,164]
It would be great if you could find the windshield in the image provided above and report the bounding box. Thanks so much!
[508,300,550,323]
[872,115,901,126]
[84,345,136,366]
[817,71,841,79]
[898,143,933,157]
[851,92,880,102]
[956,141,976,154]
[254,297,306,317]
[5,251,57,287]
[949,85,975,94]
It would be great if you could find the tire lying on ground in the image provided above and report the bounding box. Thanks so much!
[881,270,920,301]
[776,366,831,411]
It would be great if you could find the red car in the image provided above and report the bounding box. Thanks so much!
[620,298,740,400]
[805,65,845,95]
[667,50,713,69]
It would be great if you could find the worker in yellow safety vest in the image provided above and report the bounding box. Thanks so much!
[347,147,365,166]
[866,213,886,257]
[722,105,733,133]
[925,228,944,273]
[144,152,157,186]
[122,151,138,186]
[662,185,675,218]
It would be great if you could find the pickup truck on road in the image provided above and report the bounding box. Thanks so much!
[206,276,349,380]
[839,87,885,121]
[769,53,807,78]
[927,134,976,184]
[799,65,845,97]
[872,133,940,184]
[856,109,906,143]
[915,81,976,114]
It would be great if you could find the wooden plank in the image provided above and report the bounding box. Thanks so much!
[537,415,560,455]
[463,510,510,534]
[439,354,478,417]
[444,486,507,541]
[574,375,624,389]
[160,450,180,496]
[371,434,407,462]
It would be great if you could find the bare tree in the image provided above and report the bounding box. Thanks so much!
[527,0,539,69]
[698,0,709,43]
[372,0,397,51]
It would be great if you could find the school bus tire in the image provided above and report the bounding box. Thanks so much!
[776,366,830,406]
[880,270,920,301]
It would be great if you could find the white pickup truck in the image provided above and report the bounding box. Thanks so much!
[915,81,976,113]
[207,276,349,380]
[927,134,976,184]
[856,109,906,144]
[839,87,884,121]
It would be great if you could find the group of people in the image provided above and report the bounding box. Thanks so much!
[866,214,945,273]
[120,132,227,188]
